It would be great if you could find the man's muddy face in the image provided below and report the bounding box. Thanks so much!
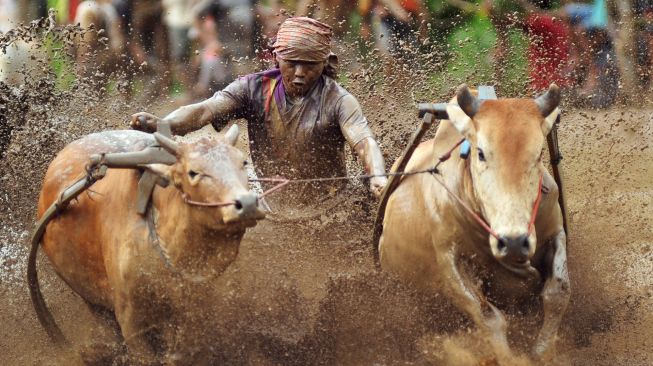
[277,57,325,98]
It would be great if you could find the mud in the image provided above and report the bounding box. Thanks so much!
[1,17,652,366]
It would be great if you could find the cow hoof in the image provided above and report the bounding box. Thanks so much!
[532,343,556,365]
[478,356,499,366]
[79,342,128,366]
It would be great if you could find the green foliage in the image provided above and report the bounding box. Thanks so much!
[428,13,528,96]
[45,38,77,90]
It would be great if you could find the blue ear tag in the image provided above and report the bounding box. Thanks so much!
[460,140,471,159]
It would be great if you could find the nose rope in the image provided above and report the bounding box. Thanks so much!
[431,173,501,240]
[181,138,544,240]
[432,170,544,240]
[429,140,544,241]
[181,178,291,208]
[181,193,236,207]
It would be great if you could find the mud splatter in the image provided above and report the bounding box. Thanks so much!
[1,14,652,366]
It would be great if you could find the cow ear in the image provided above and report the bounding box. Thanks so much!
[224,124,239,146]
[446,104,475,137]
[144,164,173,182]
[541,107,560,136]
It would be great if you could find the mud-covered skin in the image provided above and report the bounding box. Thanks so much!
[36,128,263,364]
[379,87,568,362]
[130,67,388,198]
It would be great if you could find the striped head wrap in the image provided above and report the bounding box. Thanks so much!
[272,17,333,62]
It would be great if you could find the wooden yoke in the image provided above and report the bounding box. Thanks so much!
[88,122,176,214]
[136,122,174,214]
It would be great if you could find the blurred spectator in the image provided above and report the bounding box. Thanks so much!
[562,0,619,108]
[359,0,429,57]
[485,0,618,107]
[633,0,653,88]
[123,0,172,96]
[193,0,255,60]
[296,0,358,39]
[522,4,573,92]
[50,0,81,23]
[253,0,291,63]
[73,0,125,84]
[191,8,233,99]
[162,0,196,91]
[0,0,17,33]
[484,1,572,92]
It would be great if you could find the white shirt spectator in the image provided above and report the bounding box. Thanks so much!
[0,0,17,33]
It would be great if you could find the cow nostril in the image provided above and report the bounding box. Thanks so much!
[518,235,530,254]
[234,200,243,210]
[497,239,507,252]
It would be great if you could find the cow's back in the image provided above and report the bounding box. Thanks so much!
[38,130,154,309]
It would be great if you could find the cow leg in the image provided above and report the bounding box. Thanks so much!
[533,230,570,360]
[79,303,128,365]
[437,250,512,358]
[115,296,169,366]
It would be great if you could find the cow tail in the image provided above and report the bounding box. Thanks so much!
[27,217,69,346]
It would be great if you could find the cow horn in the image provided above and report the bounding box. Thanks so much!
[224,124,239,146]
[535,84,561,117]
[456,84,480,118]
[153,132,180,156]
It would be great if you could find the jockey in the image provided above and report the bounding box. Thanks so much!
[131,17,388,199]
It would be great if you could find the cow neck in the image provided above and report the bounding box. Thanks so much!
[147,186,242,282]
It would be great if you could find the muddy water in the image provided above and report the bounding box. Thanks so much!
[1,18,652,366]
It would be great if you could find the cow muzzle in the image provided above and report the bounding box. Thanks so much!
[222,192,266,225]
[496,234,530,264]
[490,233,539,278]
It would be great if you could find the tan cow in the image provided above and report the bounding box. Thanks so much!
[32,125,265,363]
[379,85,568,362]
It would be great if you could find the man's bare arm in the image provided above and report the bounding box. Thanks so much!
[338,94,388,197]
[354,137,388,197]
[354,137,386,176]
[131,80,247,135]
[130,100,215,135]
[162,100,217,135]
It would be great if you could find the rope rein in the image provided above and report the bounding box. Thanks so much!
[182,138,467,208]
[182,137,544,241]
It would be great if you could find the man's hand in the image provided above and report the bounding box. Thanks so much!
[370,176,388,198]
[130,112,161,133]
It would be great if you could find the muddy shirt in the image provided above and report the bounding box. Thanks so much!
[205,68,373,182]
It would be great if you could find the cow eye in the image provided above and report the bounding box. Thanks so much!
[243,160,249,167]
[188,170,199,179]
[477,148,486,162]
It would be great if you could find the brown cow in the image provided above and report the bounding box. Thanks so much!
[33,125,265,363]
[379,85,568,362]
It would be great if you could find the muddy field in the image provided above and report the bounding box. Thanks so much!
[1,21,652,366]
